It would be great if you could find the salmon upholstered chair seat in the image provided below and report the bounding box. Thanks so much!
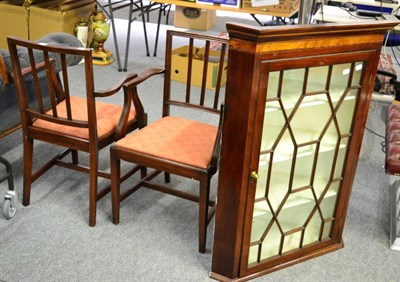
[115,116,218,169]
[34,96,137,140]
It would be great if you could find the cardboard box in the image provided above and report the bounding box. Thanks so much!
[0,1,95,49]
[241,0,299,16]
[0,3,26,49]
[174,6,216,31]
[171,45,227,90]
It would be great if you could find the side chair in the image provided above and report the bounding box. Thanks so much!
[110,30,228,253]
[7,36,160,226]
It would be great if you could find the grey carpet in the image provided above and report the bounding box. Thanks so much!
[0,9,399,282]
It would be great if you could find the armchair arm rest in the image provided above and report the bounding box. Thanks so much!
[94,72,138,98]
[123,68,165,88]
[115,68,165,140]
[124,67,164,127]
[20,60,48,77]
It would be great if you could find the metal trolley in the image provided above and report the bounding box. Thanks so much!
[0,156,17,219]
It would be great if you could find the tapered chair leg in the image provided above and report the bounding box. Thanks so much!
[140,166,147,179]
[111,148,121,225]
[88,151,99,227]
[198,176,210,253]
[164,172,170,183]
[71,149,79,164]
[22,138,34,206]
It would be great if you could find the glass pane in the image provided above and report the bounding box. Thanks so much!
[251,201,272,242]
[249,222,281,265]
[320,181,340,219]
[280,69,304,115]
[290,94,331,144]
[351,62,364,86]
[267,71,280,100]
[307,66,328,92]
[330,63,352,101]
[268,171,291,211]
[255,154,270,199]
[292,143,316,189]
[261,223,282,263]
[248,61,362,266]
[303,212,322,245]
[278,189,315,232]
[262,100,286,152]
[334,137,349,179]
[248,245,259,265]
[336,89,357,134]
[313,122,340,197]
[322,221,333,240]
[282,232,302,253]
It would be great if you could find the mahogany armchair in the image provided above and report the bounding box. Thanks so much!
[110,30,228,253]
[7,36,155,226]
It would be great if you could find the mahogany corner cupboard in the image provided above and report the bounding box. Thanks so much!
[210,21,398,281]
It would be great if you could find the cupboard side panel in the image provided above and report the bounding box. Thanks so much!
[211,47,260,279]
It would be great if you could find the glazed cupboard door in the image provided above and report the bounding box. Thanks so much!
[242,52,373,276]
[210,21,398,282]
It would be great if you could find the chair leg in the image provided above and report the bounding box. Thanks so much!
[198,176,210,253]
[110,147,121,225]
[71,149,79,165]
[22,138,34,206]
[88,150,99,227]
[140,166,147,178]
[164,172,170,183]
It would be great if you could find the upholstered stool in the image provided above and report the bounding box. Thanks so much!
[385,103,400,251]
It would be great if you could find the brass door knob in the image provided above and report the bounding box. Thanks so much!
[250,171,259,181]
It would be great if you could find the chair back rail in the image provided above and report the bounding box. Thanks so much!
[8,37,95,136]
[163,30,228,117]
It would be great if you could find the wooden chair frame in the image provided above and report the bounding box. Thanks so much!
[7,36,161,226]
[110,30,228,253]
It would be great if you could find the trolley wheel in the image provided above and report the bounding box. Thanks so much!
[3,198,16,219]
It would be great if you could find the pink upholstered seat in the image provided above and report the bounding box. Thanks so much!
[115,116,217,169]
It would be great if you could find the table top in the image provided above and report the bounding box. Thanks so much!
[151,0,298,18]
[314,5,400,30]
[315,5,376,23]
[331,0,399,9]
